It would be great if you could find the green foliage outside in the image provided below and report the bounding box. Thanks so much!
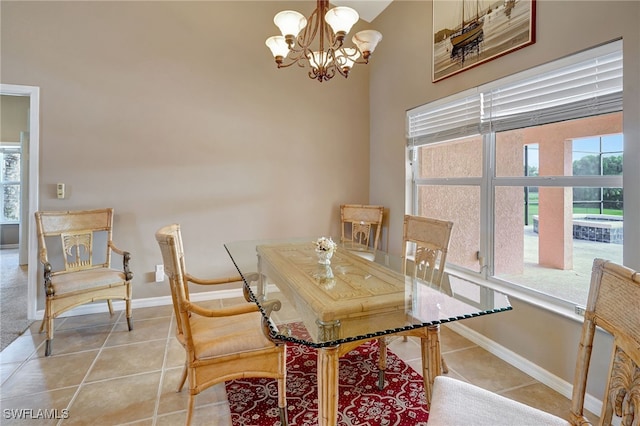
[524,154,623,223]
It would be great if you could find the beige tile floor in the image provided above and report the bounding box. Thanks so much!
[0,300,599,426]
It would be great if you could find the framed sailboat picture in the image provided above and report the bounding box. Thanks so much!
[432,0,536,82]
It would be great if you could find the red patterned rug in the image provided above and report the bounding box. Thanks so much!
[225,323,429,426]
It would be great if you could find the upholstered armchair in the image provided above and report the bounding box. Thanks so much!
[155,224,287,425]
[35,208,133,356]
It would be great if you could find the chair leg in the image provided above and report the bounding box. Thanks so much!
[279,407,288,426]
[39,302,50,333]
[377,337,388,390]
[107,299,114,315]
[441,355,449,374]
[44,303,54,357]
[177,364,188,392]
[126,298,133,331]
[185,393,195,426]
[278,374,287,425]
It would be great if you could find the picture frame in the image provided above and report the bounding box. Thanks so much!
[432,0,536,82]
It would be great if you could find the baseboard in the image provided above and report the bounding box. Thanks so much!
[445,321,602,418]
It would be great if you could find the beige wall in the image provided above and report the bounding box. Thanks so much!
[2,1,374,304]
[369,0,640,399]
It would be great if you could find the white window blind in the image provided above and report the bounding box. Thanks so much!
[407,39,622,146]
[484,40,622,131]
[406,88,482,146]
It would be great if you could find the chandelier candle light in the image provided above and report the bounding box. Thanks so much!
[265,0,383,82]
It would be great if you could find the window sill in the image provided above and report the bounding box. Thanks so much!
[445,266,586,324]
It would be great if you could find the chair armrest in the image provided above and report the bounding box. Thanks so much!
[261,299,282,316]
[185,301,259,317]
[42,262,54,296]
[37,247,55,296]
[108,241,133,280]
[186,274,243,286]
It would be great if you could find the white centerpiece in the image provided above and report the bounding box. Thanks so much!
[314,237,337,265]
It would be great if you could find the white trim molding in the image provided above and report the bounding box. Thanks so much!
[0,84,40,321]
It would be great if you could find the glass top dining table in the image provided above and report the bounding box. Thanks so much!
[224,238,512,426]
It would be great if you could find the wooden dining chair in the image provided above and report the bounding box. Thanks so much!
[35,208,133,356]
[155,224,287,426]
[340,204,384,260]
[378,215,454,392]
[428,258,640,426]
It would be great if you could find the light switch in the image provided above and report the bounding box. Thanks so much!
[56,183,65,199]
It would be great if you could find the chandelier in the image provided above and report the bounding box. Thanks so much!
[265,0,383,83]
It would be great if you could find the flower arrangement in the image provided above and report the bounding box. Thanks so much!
[314,236,337,252]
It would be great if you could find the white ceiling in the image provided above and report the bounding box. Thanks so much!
[331,0,393,23]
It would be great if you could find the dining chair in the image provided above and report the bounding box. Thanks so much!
[340,204,384,260]
[428,258,640,426]
[377,215,454,392]
[35,208,133,356]
[155,224,287,426]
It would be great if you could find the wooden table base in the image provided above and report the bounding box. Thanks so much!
[317,346,340,426]
[314,325,442,425]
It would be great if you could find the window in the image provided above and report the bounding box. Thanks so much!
[1,146,21,223]
[407,40,623,310]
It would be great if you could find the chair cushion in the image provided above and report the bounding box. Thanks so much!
[189,310,276,359]
[428,376,570,426]
[50,268,128,295]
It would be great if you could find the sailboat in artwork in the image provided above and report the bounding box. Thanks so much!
[450,0,484,58]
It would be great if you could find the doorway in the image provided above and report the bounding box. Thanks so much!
[0,84,40,320]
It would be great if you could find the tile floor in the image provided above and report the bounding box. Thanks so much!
[0,297,599,425]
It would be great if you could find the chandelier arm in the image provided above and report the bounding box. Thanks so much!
[297,7,319,50]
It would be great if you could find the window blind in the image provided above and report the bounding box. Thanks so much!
[484,40,622,132]
[407,39,622,146]
[406,88,482,146]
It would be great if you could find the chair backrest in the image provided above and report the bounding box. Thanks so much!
[35,208,114,275]
[340,204,384,251]
[570,259,640,425]
[155,224,192,348]
[402,215,453,286]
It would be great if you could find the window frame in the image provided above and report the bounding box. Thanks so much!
[407,40,624,314]
[0,144,22,225]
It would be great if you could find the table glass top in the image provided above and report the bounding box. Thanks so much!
[225,238,511,348]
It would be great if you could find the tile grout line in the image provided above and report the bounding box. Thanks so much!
[151,312,177,425]
[57,310,124,426]
[495,380,541,396]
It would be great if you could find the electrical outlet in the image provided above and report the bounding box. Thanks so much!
[155,264,164,282]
